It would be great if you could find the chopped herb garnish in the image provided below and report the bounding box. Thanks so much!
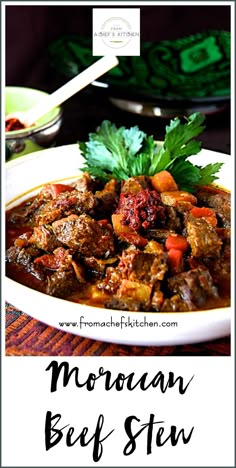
[78,112,223,192]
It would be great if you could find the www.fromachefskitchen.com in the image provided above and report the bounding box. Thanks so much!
[58,316,178,329]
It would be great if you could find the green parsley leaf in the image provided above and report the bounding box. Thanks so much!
[196,163,224,185]
[163,112,206,159]
[78,112,224,191]
[123,126,146,158]
[167,159,201,193]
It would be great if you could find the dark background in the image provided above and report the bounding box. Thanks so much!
[5,4,231,152]
[6,5,230,87]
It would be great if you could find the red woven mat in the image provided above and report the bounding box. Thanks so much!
[5,303,230,356]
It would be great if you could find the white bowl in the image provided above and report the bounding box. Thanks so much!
[5,145,232,346]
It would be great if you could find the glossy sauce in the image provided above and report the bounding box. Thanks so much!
[6,185,231,312]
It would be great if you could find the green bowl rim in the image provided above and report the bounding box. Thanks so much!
[5,86,63,138]
[5,109,63,139]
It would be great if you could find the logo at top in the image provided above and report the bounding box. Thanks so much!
[93,8,140,56]
[95,16,139,49]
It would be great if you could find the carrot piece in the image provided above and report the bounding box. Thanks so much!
[151,171,178,192]
[165,234,189,252]
[190,206,217,227]
[160,191,197,206]
[111,214,148,247]
[168,248,184,275]
[40,183,74,198]
[118,232,148,247]
[190,206,215,217]
[112,213,129,236]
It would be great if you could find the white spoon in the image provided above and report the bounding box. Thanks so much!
[6,55,119,128]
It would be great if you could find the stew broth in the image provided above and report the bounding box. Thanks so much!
[6,173,231,313]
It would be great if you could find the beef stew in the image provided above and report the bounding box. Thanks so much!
[6,171,230,312]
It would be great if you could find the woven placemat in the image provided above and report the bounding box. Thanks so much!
[5,302,230,356]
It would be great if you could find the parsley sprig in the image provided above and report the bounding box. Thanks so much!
[79,112,223,192]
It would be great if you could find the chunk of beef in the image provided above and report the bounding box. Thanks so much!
[105,297,142,312]
[216,227,230,242]
[147,207,182,239]
[111,213,148,247]
[28,225,62,251]
[71,260,86,283]
[147,228,175,243]
[6,244,44,280]
[167,267,218,308]
[83,257,106,276]
[72,172,98,193]
[161,294,195,312]
[203,235,230,296]
[7,196,46,225]
[34,247,74,270]
[99,241,167,310]
[186,215,222,257]
[6,243,40,265]
[35,190,97,225]
[46,269,79,298]
[150,283,164,311]
[34,246,85,294]
[196,190,230,227]
[95,179,120,216]
[52,214,115,257]
[105,279,152,311]
[83,256,118,278]
[160,191,197,213]
[118,243,167,284]
[7,185,76,226]
[97,266,122,294]
[98,241,167,298]
[204,256,230,294]
[39,183,75,199]
[121,176,150,194]
[164,206,182,231]
[13,232,32,248]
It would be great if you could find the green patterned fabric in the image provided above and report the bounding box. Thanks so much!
[48,31,230,99]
